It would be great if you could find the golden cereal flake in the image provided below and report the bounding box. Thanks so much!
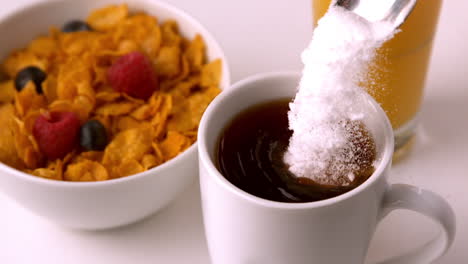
[59,31,102,55]
[151,94,172,139]
[0,104,25,169]
[27,36,57,58]
[159,131,191,161]
[2,51,47,78]
[102,126,153,165]
[141,154,161,170]
[73,151,104,163]
[201,59,222,88]
[184,34,205,72]
[168,85,220,132]
[130,104,157,121]
[114,13,160,45]
[161,20,181,46]
[153,45,181,78]
[42,75,59,103]
[112,159,144,178]
[13,118,43,169]
[32,168,61,181]
[141,27,162,58]
[113,116,145,134]
[160,55,190,91]
[116,39,140,55]
[14,81,47,117]
[56,58,92,100]
[188,86,220,125]
[0,80,15,104]
[64,160,109,181]
[95,91,121,103]
[95,101,138,116]
[87,4,129,31]
[23,110,42,134]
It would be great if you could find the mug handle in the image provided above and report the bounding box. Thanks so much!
[372,184,456,264]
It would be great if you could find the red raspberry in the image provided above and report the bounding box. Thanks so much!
[33,111,80,160]
[107,51,159,100]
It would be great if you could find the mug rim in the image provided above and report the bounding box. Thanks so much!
[198,71,394,209]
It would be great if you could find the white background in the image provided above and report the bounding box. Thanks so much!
[1,0,467,263]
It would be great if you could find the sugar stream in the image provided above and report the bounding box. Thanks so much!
[284,6,395,185]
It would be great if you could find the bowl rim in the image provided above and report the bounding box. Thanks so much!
[0,0,231,187]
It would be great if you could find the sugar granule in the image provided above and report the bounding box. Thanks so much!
[284,6,395,186]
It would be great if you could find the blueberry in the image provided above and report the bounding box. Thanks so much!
[80,120,108,151]
[14,66,46,94]
[62,20,92,33]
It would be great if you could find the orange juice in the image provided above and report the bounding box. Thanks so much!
[313,0,442,149]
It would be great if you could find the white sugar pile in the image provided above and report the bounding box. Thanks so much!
[284,6,395,185]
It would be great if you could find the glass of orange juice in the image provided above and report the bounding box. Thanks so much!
[312,0,442,156]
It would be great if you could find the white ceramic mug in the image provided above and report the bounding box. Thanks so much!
[198,72,455,264]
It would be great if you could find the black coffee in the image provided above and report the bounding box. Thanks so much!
[216,99,376,203]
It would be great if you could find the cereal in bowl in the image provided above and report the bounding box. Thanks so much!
[0,4,222,181]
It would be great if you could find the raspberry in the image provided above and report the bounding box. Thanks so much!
[107,51,159,100]
[33,111,80,160]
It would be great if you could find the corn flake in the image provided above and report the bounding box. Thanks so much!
[185,34,205,72]
[142,27,162,58]
[95,101,137,116]
[141,154,161,170]
[0,80,15,104]
[161,20,182,46]
[153,45,181,78]
[27,36,57,58]
[14,81,47,117]
[102,126,153,166]
[201,59,222,87]
[151,94,172,138]
[113,115,145,133]
[130,104,156,120]
[2,51,47,78]
[64,160,109,181]
[95,91,121,103]
[159,131,191,161]
[112,159,144,178]
[42,75,58,103]
[13,118,43,169]
[32,168,61,181]
[0,104,25,169]
[73,151,104,163]
[87,4,129,31]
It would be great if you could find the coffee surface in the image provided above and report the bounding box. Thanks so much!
[216,99,375,203]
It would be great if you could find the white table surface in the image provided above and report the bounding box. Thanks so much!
[1,0,467,263]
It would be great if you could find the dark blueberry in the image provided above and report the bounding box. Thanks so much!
[80,120,108,151]
[62,20,92,33]
[14,66,46,94]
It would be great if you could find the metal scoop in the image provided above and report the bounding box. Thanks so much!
[335,0,417,28]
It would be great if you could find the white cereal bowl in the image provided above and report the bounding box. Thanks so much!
[0,0,230,230]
